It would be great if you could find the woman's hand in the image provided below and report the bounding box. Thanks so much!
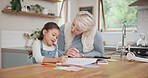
[66,48,81,58]
[58,56,68,63]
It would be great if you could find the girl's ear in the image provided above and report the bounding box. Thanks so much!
[43,29,48,35]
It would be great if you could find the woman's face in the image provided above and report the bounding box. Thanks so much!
[43,29,60,46]
[71,22,82,35]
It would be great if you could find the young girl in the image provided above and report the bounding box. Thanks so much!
[32,22,68,63]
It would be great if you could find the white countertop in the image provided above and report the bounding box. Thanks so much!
[1,47,32,54]
[104,45,148,49]
[2,47,31,50]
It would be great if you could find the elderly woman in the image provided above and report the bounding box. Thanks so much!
[57,11,104,58]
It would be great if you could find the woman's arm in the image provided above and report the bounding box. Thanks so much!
[81,31,104,57]
[57,25,66,55]
[94,31,104,56]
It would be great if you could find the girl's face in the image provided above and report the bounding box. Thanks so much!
[71,22,82,35]
[43,29,60,46]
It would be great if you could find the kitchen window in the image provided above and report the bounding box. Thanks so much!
[100,0,137,32]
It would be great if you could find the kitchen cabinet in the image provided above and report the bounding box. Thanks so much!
[2,47,33,68]
[129,0,148,6]
[1,0,65,18]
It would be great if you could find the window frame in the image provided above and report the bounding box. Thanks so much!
[98,0,137,32]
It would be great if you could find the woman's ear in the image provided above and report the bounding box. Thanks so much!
[43,29,48,35]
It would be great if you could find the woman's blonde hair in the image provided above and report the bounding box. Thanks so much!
[73,11,95,32]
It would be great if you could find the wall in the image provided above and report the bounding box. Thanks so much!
[0,24,1,68]
[68,0,98,26]
[101,32,139,46]
[1,31,31,48]
[138,9,148,41]
[67,0,78,22]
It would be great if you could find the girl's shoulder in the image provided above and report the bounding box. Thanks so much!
[31,39,41,51]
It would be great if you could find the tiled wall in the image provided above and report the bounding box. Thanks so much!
[2,31,31,48]
[101,32,139,46]
[0,30,1,68]
[138,9,148,41]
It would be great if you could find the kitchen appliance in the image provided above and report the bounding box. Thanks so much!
[129,46,148,58]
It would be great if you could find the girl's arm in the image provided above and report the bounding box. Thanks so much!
[32,40,67,63]
[32,40,44,63]
[43,56,68,63]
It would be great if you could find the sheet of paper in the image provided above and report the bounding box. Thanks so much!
[63,58,98,66]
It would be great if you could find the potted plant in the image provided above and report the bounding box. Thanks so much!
[34,4,44,14]
[24,28,41,47]
[10,0,23,12]
[30,28,41,40]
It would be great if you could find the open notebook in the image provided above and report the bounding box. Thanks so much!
[63,58,98,66]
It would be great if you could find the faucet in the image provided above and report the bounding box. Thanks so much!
[120,22,127,57]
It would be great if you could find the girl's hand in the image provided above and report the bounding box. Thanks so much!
[66,48,81,58]
[58,56,68,63]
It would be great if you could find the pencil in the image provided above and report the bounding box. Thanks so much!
[58,50,64,56]
[41,63,56,68]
